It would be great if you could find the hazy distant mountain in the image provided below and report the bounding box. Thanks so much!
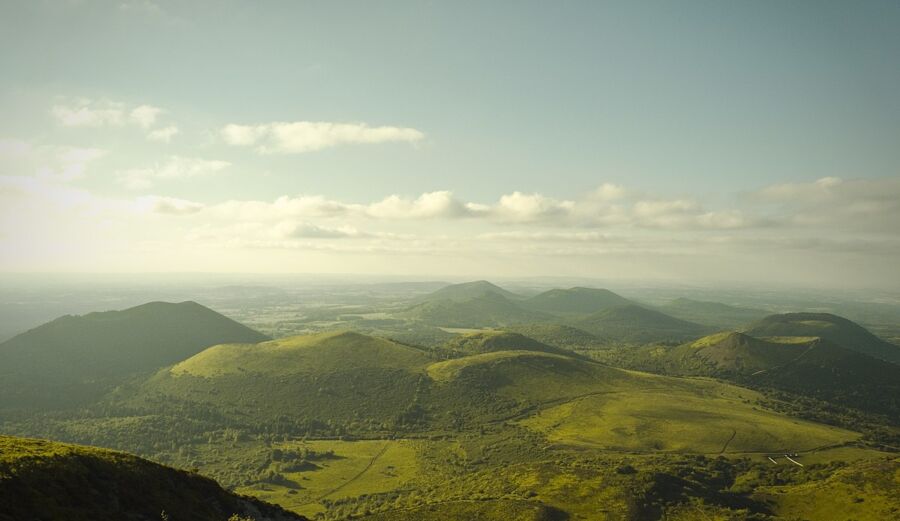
[0,301,268,410]
[404,292,551,328]
[657,298,768,329]
[0,435,307,521]
[570,305,711,344]
[413,280,523,303]
[743,312,900,364]
[523,287,634,315]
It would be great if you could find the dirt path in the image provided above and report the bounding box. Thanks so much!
[751,343,818,376]
[317,442,390,501]
[718,429,737,454]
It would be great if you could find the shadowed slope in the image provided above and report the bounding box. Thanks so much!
[523,287,634,315]
[0,435,307,521]
[0,301,268,410]
[743,312,900,364]
[571,305,710,344]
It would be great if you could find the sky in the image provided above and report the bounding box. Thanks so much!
[1,0,899,288]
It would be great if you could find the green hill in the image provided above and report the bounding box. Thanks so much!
[137,331,433,431]
[743,312,900,364]
[0,435,307,521]
[172,331,428,377]
[0,301,269,410]
[671,331,805,373]
[441,330,578,358]
[9,327,886,520]
[657,298,768,329]
[501,323,606,348]
[413,280,523,303]
[404,292,551,328]
[629,331,900,418]
[570,305,710,344]
[523,287,633,315]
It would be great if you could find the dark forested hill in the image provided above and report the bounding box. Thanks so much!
[743,312,900,364]
[570,305,711,344]
[404,292,551,328]
[0,301,269,410]
[0,435,308,521]
[522,287,634,315]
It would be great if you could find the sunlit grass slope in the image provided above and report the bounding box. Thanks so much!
[172,331,429,377]
[518,381,858,454]
[755,457,900,521]
[441,330,579,358]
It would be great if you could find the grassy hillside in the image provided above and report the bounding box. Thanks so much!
[523,287,633,315]
[440,331,578,358]
[518,378,858,453]
[0,435,307,521]
[501,323,606,349]
[673,331,806,373]
[6,324,896,521]
[608,331,900,419]
[570,305,711,344]
[403,292,551,328]
[137,331,433,431]
[413,280,523,303]
[172,331,429,377]
[0,301,269,410]
[657,298,768,329]
[744,312,900,363]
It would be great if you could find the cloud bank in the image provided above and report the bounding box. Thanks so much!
[220,121,425,153]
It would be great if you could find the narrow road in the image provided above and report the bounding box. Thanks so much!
[317,442,390,501]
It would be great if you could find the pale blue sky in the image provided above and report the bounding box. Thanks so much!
[1,1,898,286]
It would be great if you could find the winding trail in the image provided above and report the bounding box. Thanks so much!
[317,442,390,501]
[718,429,737,454]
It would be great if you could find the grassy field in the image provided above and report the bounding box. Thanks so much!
[754,457,900,521]
[517,383,859,455]
[236,439,420,518]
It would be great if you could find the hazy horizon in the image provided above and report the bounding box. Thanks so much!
[2,1,899,288]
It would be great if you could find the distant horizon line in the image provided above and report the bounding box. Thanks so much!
[0,271,897,294]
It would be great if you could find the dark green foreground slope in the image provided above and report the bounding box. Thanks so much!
[0,435,307,521]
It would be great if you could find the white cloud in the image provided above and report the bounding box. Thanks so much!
[493,192,575,222]
[590,183,627,201]
[51,99,174,140]
[118,156,230,189]
[51,100,127,127]
[199,187,765,231]
[478,231,609,242]
[220,121,425,153]
[130,105,162,128]
[136,195,205,215]
[147,125,180,143]
[273,221,367,239]
[0,139,106,181]
[367,191,472,219]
